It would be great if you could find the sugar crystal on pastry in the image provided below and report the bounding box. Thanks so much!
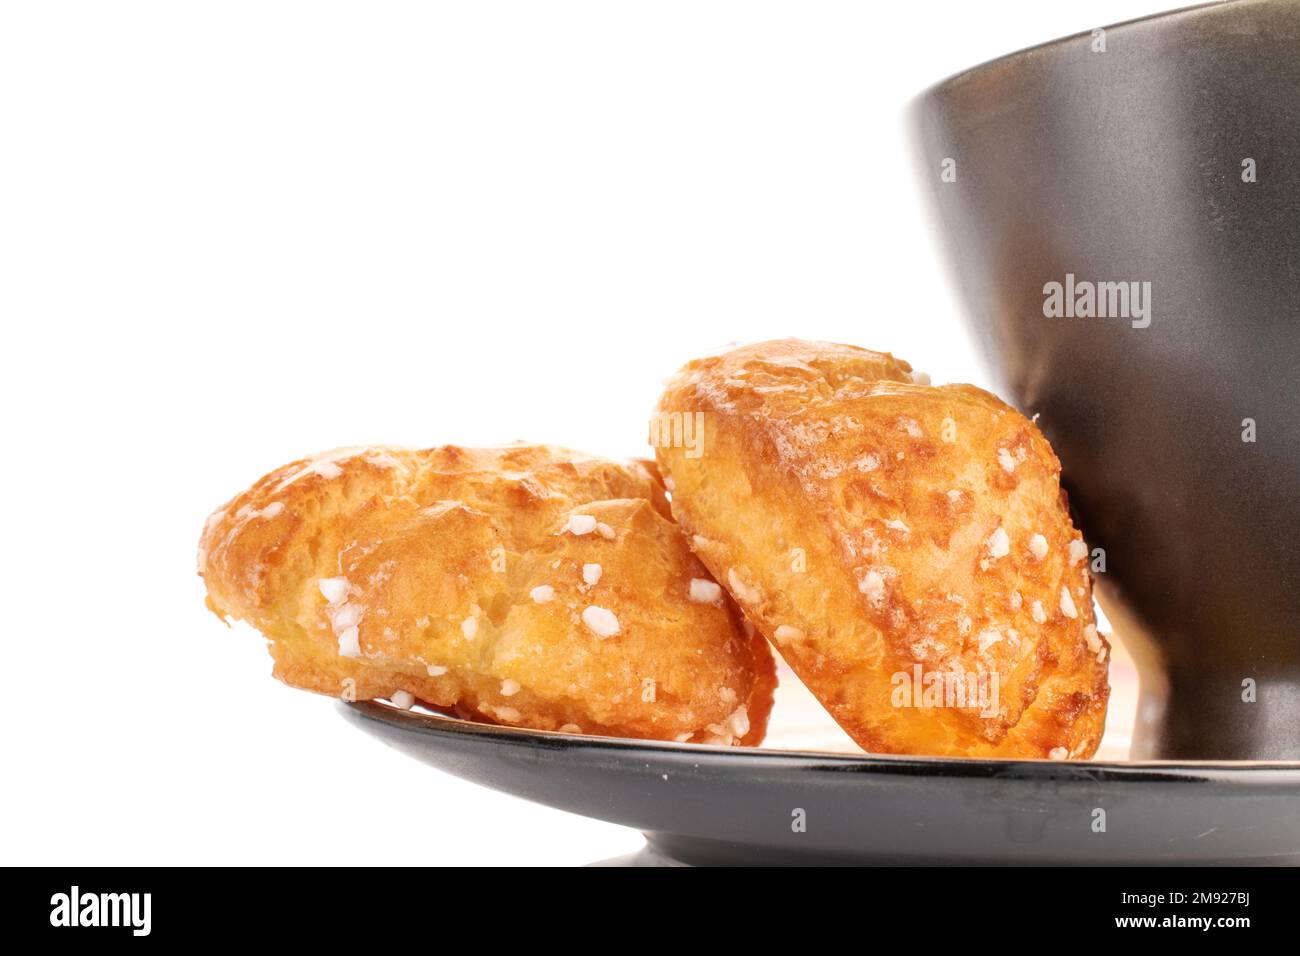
[1028,533,1049,560]
[564,514,597,535]
[581,605,620,638]
[688,578,722,604]
[318,577,351,605]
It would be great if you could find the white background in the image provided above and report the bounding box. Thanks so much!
[2,0,1156,866]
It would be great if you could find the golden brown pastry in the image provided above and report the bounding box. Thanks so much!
[199,444,775,745]
[653,339,1109,758]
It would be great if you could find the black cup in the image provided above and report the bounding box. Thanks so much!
[914,0,1300,758]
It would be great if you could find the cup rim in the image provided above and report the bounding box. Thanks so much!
[918,0,1246,102]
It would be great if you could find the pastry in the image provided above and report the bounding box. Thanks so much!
[653,339,1109,758]
[199,444,775,745]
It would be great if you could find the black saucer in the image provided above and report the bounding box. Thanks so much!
[340,701,1300,865]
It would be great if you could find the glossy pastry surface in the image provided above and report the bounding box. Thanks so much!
[199,444,775,745]
[654,339,1109,758]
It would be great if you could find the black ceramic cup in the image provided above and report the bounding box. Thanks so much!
[914,0,1300,759]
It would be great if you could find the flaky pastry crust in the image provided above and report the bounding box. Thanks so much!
[654,339,1109,758]
[199,444,775,745]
